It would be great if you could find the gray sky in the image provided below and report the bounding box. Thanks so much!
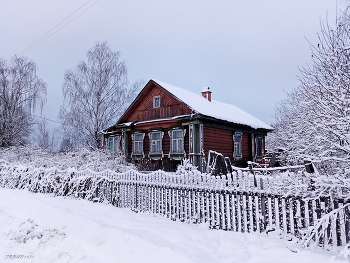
[0,0,339,129]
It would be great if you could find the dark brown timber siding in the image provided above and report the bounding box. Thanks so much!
[120,83,192,123]
[242,133,250,158]
[203,126,233,157]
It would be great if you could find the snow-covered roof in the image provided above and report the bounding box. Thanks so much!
[153,79,273,130]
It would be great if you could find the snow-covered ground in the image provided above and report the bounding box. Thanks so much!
[0,188,346,263]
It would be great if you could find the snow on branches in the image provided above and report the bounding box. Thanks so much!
[58,42,142,149]
[267,7,350,174]
[0,146,135,172]
[0,57,47,147]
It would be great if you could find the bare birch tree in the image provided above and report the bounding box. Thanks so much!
[0,56,47,147]
[58,42,142,149]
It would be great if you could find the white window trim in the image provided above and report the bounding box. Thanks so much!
[131,132,145,158]
[148,131,164,158]
[189,124,194,154]
[107,135,121,153]
[107,137,114,152]
[169,129,186,158]
[121,130,126,156]
[153,95,160,108]
[233,131,242,159]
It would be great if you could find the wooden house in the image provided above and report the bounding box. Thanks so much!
[102,79,273,171]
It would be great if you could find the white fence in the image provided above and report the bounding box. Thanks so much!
[0,160,349,248]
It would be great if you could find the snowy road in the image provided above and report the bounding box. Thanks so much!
[0,189,345,263]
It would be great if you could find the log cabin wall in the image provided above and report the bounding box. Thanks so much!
[242,133,251,159]
[124,124,189,171]
[203,126,233,157]
[127,133,132,158]
[127,125,189,157]
[202,126,255,167]
[202,126,251,157]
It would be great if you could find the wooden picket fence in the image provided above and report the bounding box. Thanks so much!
[94,172,350,247]
[0,161,349,248]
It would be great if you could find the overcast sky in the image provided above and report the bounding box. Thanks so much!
[0,0,340,129]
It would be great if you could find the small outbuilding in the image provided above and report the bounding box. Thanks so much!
[102,79,273,171]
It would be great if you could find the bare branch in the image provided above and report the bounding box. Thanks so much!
[59,41,143,149]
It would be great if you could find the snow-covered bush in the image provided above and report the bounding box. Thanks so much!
[176,159,201,175]
[0,146,135,172]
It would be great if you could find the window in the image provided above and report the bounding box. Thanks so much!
[171,129,184,153]
[153,95,160,108]
[132,133,144,157]
[169,128,186,159]
[150,131,162,153]
[233,131,242,158]
[255,136,263,158]
[189,124,194,154]
[107,135,121,153]
[108,137,114,152]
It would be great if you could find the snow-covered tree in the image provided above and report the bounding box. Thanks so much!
[32,118,58,151]
[268,6,350,173]
[0,56,47,147]
[58,42,142,150]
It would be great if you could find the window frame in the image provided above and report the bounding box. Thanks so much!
[108,136,114,152]
[189,124,194,154]
[169,128,186,159]
[255,136,263,159]
[153,95,160,108]
[148,130,164,159]
[107,135,121,154]
[233,131,242,159]
[131,132,145,158]
[171,129,184,153]
[150,131,162,154]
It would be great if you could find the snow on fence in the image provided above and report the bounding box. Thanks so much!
[0,159,349,248]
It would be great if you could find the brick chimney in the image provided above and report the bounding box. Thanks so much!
[201,87,212,102]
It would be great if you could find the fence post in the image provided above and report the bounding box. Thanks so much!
[248,161,257,187]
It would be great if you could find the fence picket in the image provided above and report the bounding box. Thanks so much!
[267,196,273,230]
[217,191,225,229]
[339,203,347,246]
[243,194,248,233]
[282,198,287,234]
[254,195,260,232]
[274,197,279,232]
[289,198,295,235]
[345,205,350,244]
[237,194,243,232]
[248,195,253,233]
